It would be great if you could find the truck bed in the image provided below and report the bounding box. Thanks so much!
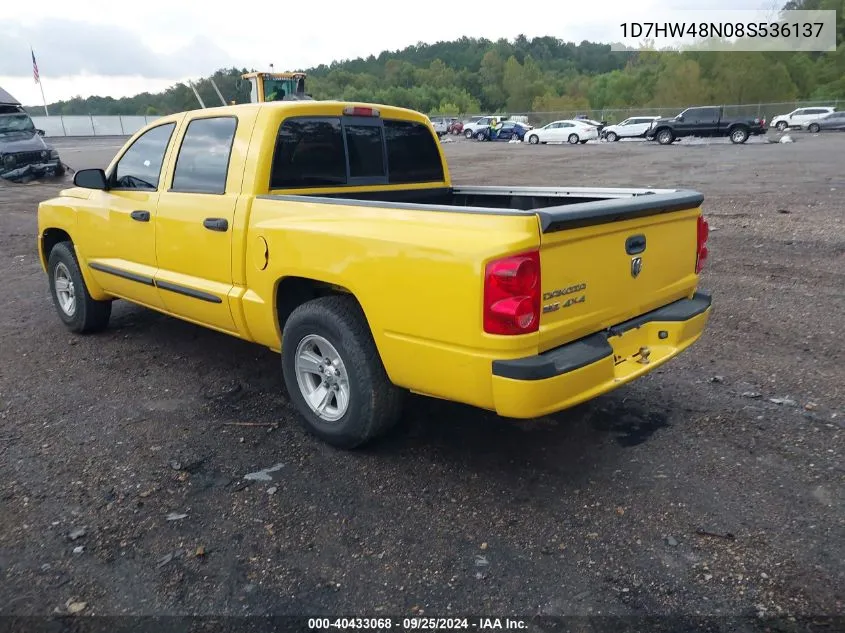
[260,186,704,233]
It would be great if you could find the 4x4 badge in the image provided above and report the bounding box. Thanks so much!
[631,257,643,278]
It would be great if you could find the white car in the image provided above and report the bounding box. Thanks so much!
[462,116,498,139]
[769,107,836,132]
[524,120,599,145]
[428,116,450,137]
[601,116,661,141]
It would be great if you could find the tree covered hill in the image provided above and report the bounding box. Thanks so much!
[27,0,845,117]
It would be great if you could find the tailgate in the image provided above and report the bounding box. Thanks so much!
[536,192,704,352]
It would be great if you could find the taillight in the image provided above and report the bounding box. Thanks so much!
[484,251,541,335]
[343,106,380,117]
[696,215,709,273]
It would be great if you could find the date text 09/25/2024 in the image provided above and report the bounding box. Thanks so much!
[307,617,528,630]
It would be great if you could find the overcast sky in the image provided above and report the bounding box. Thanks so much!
[2,0,776,105]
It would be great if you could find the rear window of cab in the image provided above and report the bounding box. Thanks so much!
[269,117,444,189]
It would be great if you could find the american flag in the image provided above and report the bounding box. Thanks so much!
[32,49,40,84]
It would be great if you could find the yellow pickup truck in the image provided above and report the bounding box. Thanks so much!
[37,101,712,448]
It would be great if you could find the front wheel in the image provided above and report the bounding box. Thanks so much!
[47,241,111,333]
[579,139,588,144]
[567,133,579,144]
[281,296,404,449]
[605,131,618,142]
[656,129,674,145]
[776,121,788,132]
[475,132,486,141]
[464,129,474,139]
[528,134,539,144]
[808,123,820,133]
[729,126,749,144]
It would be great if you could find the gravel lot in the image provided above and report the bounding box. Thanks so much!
[1,133,843,628]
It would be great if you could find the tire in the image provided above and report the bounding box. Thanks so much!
[808,123,820,133]
[579,140,588,144]
[567,134,579,144]
[47,241,111,334]
[464,129,474,139]
[656,128,674,145]
[605,131,618,142]
[729,126,749,144]
[475,132,486,141]
[281,295,403,449]
[528,134,539,144]
[776,121,788,132]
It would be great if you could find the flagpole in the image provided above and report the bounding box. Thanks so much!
[39,81,49,116]
[30,45,49,116]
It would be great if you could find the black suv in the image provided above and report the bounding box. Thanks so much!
[1,95,64,182]
[646,106,767,145]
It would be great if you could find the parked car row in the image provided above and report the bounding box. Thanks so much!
[433,104,841,147]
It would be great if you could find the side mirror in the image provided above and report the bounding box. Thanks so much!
[73,168,109,190]
[36,129,46,137]
[675,115,684,122]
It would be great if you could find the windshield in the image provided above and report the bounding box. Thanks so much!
[0,113,36,134]
[263,78,299,101]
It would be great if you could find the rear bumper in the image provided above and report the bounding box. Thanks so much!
[491,292,712,418]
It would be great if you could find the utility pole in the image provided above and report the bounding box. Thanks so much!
[188,80,206,109]
[209,79,227,106]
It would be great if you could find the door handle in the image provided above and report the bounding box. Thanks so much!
[130,210,150,222]
[203,218,229,232]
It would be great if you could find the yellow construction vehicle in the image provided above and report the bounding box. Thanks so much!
[241,71,310,103]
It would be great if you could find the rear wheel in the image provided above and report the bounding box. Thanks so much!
[729,126,749,144]
[281,296,404,449]
[808,123,820,133]
[568,133,579,144]
[47,242,111,334]
[605,131,618,142]
[528,134,539,144]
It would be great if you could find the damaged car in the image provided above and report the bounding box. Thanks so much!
[1,92,65,183]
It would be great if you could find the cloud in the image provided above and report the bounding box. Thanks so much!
[0,18,239,79]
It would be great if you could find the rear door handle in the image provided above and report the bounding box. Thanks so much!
[203,218,228,232]
[130,210,150,222]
